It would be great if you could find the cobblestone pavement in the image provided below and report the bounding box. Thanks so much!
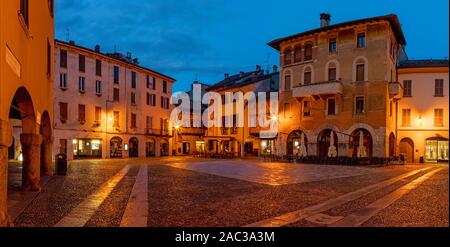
[7,157,448,227]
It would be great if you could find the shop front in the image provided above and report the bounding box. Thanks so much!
[73,139,102,159]
[260,139,275,155]
[425,136,449,162]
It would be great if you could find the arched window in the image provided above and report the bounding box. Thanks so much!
[303,66,312,85]
[294,46,302,63]
[304,44,312,61]
[284,48,292,65]
[353,56,368,82]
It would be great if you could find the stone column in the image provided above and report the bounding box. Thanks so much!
[0,119,13,226]
[40,136,53,176]
[20,133,42,192]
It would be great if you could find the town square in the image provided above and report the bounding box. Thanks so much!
[0,0,448,235]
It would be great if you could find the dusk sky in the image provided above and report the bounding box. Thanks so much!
[55,0,449,92]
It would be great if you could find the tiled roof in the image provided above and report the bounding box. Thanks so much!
[55,39,176,82]
[206,70,278,92]
[268,14,406,50]
[398,59,449,68]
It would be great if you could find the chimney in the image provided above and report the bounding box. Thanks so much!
[132,58,139,65]
[94,45,100,53]
[320,13,331,27]
[256,65,261,72]
[69,40,75,45]
[272,65,278,73]
[239,71,244,77]
[224,73,229,79]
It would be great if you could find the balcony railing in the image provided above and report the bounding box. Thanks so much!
[293,81,343,98]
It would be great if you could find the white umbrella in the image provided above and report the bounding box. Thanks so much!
[299,132,307,157]
[357,131,367,158]
[327,131,337,157]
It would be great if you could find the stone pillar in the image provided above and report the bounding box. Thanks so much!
[40,136,53,176]
[20,134,42,192]
[155,139,161,157]
[0,119,13,226]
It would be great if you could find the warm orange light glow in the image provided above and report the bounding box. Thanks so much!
[418,116,423,126]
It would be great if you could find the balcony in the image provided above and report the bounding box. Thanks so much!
[389,82,403,99]
[293,81,343,98]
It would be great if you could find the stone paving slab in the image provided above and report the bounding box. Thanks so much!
[166,160,384,185]
[331,167,444,227]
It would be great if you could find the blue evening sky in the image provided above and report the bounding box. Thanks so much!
[55,0,449,92]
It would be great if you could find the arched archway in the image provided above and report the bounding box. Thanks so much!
[110,137,123,158]
[40,111,53,176]
[129,137,139,158]
[317,129,338,157]
[287,130,308,155]
[399,138,414,163]
[9,87,42,192]
[389,132,396,157]
[349,128,373,158]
